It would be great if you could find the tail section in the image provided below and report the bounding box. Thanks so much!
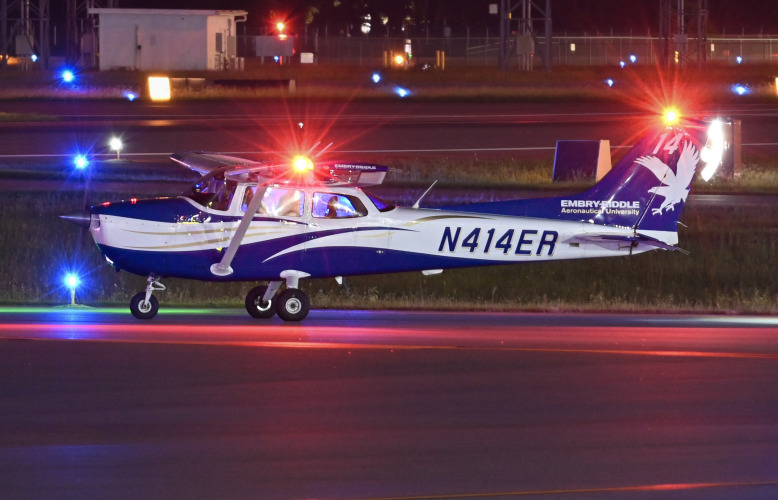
[571,120,707,234]
[453,119,710,243]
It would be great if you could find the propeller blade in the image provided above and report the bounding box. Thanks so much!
[60,211,91,228]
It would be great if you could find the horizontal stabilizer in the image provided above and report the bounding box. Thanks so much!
[572,233,689,254]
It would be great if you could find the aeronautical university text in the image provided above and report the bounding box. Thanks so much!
[560,200,640,215]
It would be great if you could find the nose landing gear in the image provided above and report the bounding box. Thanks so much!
[130,276,165,319]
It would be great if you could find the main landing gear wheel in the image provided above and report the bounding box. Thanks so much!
[130,292,159,320]
[275,289,310,322]
[245,285,276,319]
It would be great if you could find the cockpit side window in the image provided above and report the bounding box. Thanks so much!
[181,170,237,212]
[243,186,304,217]
[312,192,368,219]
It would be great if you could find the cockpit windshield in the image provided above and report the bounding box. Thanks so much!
[181,169,237,211]
[364,190,396,212]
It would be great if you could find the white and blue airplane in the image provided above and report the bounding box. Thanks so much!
[64,116,722,321]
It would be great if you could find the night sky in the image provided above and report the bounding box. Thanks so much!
[75,0,778,35]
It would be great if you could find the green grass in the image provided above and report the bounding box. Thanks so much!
[1,63,777,103]
[2,169,776,313]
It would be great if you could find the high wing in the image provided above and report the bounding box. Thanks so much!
[170,151,263,175]
[172,151,388,187]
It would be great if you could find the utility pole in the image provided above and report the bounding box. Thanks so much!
[660,0,708,68]
[499,0,552,71]
[1,0,49,70]
[66,0,114,66]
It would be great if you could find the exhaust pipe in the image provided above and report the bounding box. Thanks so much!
[60,211,92,228]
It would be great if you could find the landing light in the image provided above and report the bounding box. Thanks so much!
[293,156,314,172]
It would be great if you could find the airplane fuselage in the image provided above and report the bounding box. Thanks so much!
[89,184,644,282]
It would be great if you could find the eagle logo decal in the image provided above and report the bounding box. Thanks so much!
[634,142,699,215]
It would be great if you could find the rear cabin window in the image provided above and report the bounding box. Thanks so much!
[242,187,304,217]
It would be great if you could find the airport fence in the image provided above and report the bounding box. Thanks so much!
[240,33,778,68]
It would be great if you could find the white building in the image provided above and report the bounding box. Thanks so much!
[88,8,248,71]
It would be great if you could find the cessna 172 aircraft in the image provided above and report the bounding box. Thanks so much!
[64,116,722,321]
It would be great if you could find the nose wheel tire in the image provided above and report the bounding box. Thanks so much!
[245,285,276,319]
[130,292,159,320]
[275,289,310,322]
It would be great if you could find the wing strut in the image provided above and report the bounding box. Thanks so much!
[210,187,265,276]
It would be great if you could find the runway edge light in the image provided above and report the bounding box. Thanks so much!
[65,273,79,306]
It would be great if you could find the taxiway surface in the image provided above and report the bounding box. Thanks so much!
[2,101,778,162]
[2,309,778,499]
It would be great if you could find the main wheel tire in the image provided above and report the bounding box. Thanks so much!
[130,292,159,320]
[245,285,276,319]
[275,289,310,322]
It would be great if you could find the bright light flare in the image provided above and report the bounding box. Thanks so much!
[65,274,79,289]
[109,137,123,151]
[276,21,286,32]
[61,69,75,83]
[393,54,405,66]
[394,86,410,98]
[736,56,743,64]
[663,108,679,125]
[605,78,615,87]
[124,91,137,101]
[629,54,637,63]
[700,119,725,182]
[74,154,89,169]
[148,76,171,101]
[293,155,314,172]
[731,83,749,95]
[372,72,382,84]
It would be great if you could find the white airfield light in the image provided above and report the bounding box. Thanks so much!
[109,137,124,159]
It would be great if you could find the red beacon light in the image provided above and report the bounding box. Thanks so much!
[292,156,314,173]
[663,108,680,125]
